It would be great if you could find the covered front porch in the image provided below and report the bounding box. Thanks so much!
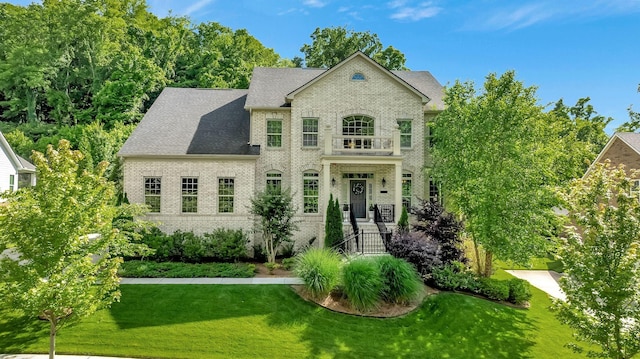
[320,159,404,224]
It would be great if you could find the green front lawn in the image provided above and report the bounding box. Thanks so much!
[495,253,564,273]
[0,272,583,359]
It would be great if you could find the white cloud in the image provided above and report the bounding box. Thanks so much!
[389,1,441,21]
[337,6,350,13]
[303,0,327,8]
[183,0,215,16]
[471,0,640,31]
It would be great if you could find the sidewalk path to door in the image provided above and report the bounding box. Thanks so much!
[506,270,566,301]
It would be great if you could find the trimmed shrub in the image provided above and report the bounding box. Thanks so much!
[479,278,510,301]
[386,231,442,277]
[342,257,383,311]
[376,255,423,304]
[430,262,480,292]
[281,257,296,271]
[294,248,342,298]
[119,260,256,278]
[180,230,204,263]
[202,228,248,262]
[507,278,532,304]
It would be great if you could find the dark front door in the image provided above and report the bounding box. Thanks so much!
[350,180,366,218]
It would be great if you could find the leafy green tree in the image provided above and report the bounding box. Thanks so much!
[554,161,640,359]
[0,140,147,359]
[300,26,407,69]
[249,187,298,263]
[616,84,640,132]
[432,71,555,276]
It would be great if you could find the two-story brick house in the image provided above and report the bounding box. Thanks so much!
[118,52,444,248]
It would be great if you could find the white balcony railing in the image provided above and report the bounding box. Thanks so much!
[323,126,401,156]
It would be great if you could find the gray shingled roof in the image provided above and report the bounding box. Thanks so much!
[245,67,325,109]
[245,67,444,111]
[616,132,640,154]
[119,88,259,156]
[17,155,35,171]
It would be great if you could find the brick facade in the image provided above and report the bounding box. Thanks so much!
[121,53,442,252]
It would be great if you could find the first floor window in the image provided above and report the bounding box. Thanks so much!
[632,179,640,199]
[182,177,198,213]
[266,172,282,192]
[303,118,318,147]
[219,178,234,213]
[267,120,282,148]
[303,172,319,213]
[429,177,440,203]
[8,175,14,191]
[144,177,161,213]
[397,120,412,148]
[402,173,412,210]
[18,173,32,188]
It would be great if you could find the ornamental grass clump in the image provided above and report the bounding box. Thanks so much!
[376,255,423,304]
[342,257,383,312]
[294,248,342,298]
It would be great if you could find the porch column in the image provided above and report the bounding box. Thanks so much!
[324,125,333,155]
[394,162,402,222]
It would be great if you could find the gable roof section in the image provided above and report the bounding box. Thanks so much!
[0,131,35,173]
[245,52,444,111]
[119,88,258,157]
[584,132,640,177]
[285,52,430,105]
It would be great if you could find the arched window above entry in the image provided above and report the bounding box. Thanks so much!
[351,72,366,81]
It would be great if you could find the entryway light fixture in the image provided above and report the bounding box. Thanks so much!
[381,177,386,188]
[332,177,336,187]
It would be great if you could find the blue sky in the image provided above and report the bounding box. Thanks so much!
[8,0,640,133]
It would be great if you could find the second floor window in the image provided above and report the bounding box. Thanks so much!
[8,175,14,191]
[267,120,282,148]
[302,118,318,147]
[181,177,198,213]
[397,120,412,148]
[144,177,161,213]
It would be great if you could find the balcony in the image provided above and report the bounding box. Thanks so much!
[323,126,401,156]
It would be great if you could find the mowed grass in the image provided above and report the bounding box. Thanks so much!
[0,272,582,359]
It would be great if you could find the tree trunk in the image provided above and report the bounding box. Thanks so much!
[49,316,57,359]
[483,251,493,278]
[473,240,482,275]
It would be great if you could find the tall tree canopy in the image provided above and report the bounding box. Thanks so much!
[300,26,407,70]
[0,140,149,359]
[616,84,640,132]
[0,0,288,127]
[555,161,640,359]
[431,71,556,276]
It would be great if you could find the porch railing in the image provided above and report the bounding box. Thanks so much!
[323,126,401,156]
[332,230,388,255]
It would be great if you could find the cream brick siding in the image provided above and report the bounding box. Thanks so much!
[123,157,257,239]
[596,137,640,172]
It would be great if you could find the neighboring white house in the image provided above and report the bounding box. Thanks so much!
[118,52,444,247]
[0,131,36,201]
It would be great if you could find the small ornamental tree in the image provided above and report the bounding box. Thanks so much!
[554,161,640,359]
[0,140,148,359]
[249,187,298,263]
[397,206,409,233]
[324,194,344,248]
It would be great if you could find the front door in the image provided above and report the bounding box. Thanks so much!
[350,180,366,218]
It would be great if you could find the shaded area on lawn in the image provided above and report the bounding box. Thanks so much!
[0,279,585,359]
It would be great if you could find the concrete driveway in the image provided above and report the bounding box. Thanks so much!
[506,270,566,301]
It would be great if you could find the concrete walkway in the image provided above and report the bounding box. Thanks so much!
[506,270,566,301]
[119,277,303,285]
[0,355,133,359]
